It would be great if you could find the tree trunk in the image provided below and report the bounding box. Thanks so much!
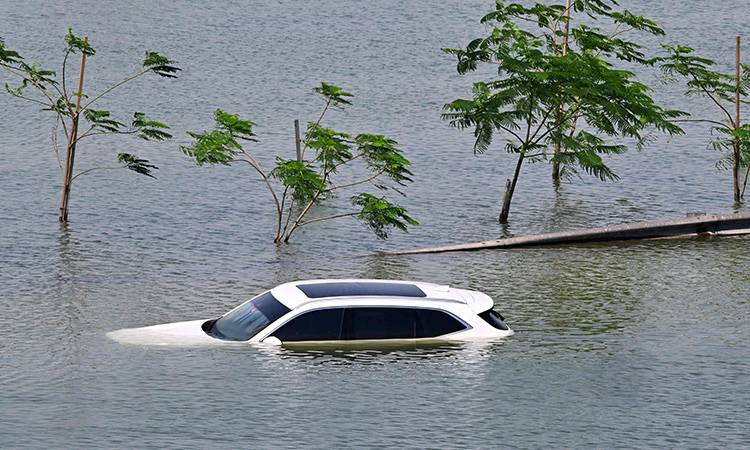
[734,139,741,202]
[499,153,525,223]
[499,179,512,223]
[553,0,570,184]
[59,118,80,222]
[552,141,561,181]
[59,38,88,222]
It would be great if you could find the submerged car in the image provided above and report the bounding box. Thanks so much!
[107,279,513,346]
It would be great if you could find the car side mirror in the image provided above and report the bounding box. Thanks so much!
[262,336,282,346]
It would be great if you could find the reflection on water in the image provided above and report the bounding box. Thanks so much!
[247,339,514,389]
[270,340,474,365]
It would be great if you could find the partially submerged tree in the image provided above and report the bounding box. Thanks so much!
[181,83,418,242]
[442,1,684,222]
[659,41,750,202]
[0,30,179,221]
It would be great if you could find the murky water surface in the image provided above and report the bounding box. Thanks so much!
[2,1,749,448]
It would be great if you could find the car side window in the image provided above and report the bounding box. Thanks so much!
[343,307,417,340]
[272,308,345,342]
[415,308,467,337]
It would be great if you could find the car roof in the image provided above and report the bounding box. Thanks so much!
[269,279,493,313]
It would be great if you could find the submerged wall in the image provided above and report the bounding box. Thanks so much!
[390,212,750,255]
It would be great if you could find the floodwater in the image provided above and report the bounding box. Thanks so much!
[1,1,749,448]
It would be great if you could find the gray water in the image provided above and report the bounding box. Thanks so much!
[2,1,750,448]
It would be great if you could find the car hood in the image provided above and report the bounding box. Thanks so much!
[106,319,231,347]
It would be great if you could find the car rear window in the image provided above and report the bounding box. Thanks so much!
[416,308,467,337]
[297,282,426,299]
[479,309,509,331]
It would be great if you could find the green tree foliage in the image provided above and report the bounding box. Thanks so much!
[443,1,684,222]
[659,44,750,201]
[181,83,418,243]
[0,29,179,220]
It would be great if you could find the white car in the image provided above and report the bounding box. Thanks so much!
[107,279,513,346]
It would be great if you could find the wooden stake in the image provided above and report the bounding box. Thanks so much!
[294,119,302,162]
[734,36,741,201]
[737,36,750,199]
[736,36,741,130]
[59,37,88,222]
[562,0,571,56]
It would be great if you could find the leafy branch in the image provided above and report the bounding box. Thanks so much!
[0,29,179,220]
[659,43,750,200]
[443,1,685,222]
[181,82,418,243]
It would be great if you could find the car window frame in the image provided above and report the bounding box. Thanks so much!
[263,304,473,343]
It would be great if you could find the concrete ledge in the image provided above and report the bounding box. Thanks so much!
[387,212,750,255]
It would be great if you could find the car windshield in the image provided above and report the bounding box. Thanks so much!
[207,291,291,341]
